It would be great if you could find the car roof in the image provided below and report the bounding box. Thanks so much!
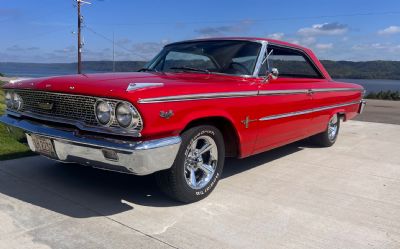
[166,37,309,51]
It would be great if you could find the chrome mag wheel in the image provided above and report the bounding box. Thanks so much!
[184,135,218,190]
[328,115,339,141]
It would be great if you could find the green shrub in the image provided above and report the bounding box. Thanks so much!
[366,90,400,100]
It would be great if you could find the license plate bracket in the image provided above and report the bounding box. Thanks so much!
[31,135,58,159]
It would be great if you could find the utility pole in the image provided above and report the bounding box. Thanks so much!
[76,0,91,74]
[77,0,82,74]
[112,32,115,72]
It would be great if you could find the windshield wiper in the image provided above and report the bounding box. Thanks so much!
[169,66,210,74]
[138,68,158,72]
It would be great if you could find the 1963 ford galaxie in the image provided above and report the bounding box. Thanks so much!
[1,38,366,202]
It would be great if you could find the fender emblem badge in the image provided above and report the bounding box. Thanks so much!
[160,110,174,119]
[241,116,257,128]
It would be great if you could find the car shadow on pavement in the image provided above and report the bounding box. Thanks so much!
[0,140,306,218]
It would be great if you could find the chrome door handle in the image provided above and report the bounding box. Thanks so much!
[307,89,314,95]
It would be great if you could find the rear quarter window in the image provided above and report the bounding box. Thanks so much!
[259,46,323,79]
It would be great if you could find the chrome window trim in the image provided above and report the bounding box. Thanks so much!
[259,100,361,121]
[253,41,268,77]
[138,88,363,104]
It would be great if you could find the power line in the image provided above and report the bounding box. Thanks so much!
[84,26,149,60]
[89,10,400,26]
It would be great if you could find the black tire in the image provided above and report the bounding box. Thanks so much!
[155,125,225,203]
[310,114,341,147]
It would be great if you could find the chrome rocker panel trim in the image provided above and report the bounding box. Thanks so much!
[0,114,181,175]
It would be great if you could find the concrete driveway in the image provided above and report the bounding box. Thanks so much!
[0,120,399,249]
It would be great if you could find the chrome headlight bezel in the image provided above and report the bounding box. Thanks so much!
[12,92,23,111]
[4,91,23,111]
[94,100,114,127]
[5,91,13,109]
[115,102,141,129]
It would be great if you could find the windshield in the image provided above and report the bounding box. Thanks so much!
[148,40,262,76]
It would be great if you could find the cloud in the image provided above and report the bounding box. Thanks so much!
[131,41,168,60]
[267,33,284,40]
[285,37,316,47]
[298,22,348,36]
[195,20,253,37]
[315,43,333,50]
[378,26,400,35]
[6,45,40,52]
[54,45,76,54]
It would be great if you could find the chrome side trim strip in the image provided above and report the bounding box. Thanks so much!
[312,88,363,93]
[258,89,308,95]
[139,87,362,104]
[138,91,258,104]
[259,101,361,121]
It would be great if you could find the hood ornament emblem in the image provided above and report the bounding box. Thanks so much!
[127,82,164,91]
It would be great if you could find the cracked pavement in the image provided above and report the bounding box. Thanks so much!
[0,120,400,249]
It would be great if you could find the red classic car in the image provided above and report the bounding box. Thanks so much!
[1,38,366,202]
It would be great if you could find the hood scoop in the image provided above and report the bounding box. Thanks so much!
[127,82,164,91]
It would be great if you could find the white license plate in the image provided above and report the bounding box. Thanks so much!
[31,135,58,158]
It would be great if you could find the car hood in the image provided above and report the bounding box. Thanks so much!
[3,72,257,102]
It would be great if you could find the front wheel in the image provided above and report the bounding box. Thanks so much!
[310,114,341,147]
[155,125,225,203]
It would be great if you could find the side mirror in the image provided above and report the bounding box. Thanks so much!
[270,67,279,79]
[262,67,279,83]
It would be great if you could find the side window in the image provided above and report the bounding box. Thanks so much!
[259,47,322,78]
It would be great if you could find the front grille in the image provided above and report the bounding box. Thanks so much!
[13,89,143,134]
[17,90,99,125]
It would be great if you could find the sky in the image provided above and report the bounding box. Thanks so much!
[1,0,400,63]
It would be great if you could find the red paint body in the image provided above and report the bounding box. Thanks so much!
[3,38,363,159]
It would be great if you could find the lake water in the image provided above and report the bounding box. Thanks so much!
[0,65,399,93]
[337,79,400,93]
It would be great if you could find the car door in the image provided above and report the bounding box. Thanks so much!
[253,45,325,154]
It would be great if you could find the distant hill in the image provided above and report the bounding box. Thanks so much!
[1,60,400,80]
[320,60,400,80]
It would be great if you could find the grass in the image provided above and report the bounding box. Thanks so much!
[0,82,34,160]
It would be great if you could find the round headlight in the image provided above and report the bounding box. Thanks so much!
[95,100,113,126]
[12,93,23,111]
[115,102,140,128]
[5,91,13,109]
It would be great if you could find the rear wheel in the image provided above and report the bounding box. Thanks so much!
[310,114,340,147]
[156,125,225,203]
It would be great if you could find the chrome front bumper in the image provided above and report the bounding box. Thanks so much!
[0,114,181,175]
